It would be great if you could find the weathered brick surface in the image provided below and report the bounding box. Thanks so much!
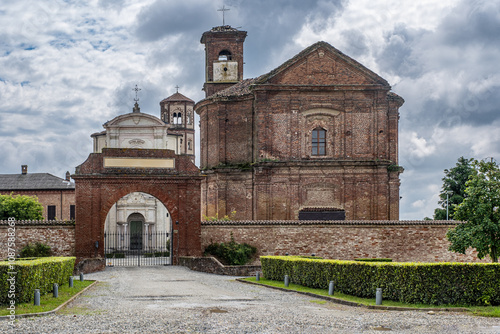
[201,220,489,264]
[196,42,404,221]
[0,220,75,258]
[2,219,489,267]
[73,148,203,269]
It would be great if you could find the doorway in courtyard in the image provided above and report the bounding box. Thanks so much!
[104,192,172,267]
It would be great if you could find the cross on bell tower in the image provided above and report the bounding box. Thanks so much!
[132,84,141,113]
[217,5,230,26]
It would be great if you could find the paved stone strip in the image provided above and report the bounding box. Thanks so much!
[1,266,500,333]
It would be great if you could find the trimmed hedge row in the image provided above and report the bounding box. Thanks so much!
[261,256,500,306]
[0,257,75,304]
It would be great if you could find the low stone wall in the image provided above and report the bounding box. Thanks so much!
[74,257,106,274]
[0,220,75,259]
[179,256,261,276]
[201,220,489,263]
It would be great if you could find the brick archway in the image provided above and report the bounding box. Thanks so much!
[73,148,202,272]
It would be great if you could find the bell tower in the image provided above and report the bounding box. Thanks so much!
[159,89,195,163]
[201,25,247,97]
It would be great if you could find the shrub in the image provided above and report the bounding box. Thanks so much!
[205,234,257,265]
[0,194,43,220]
[19,242,51,258]
[261,256,500,306]
[354,258,392,262]
[203,210,237,222]
[0,257,75,304]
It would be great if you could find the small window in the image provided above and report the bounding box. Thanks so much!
[48,205,56,220]
[70,205,76,220]
[177,113,182,125]
[312,128,326,156]
[218,50,232,61]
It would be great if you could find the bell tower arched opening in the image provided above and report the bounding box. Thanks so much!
[201,25,247,97]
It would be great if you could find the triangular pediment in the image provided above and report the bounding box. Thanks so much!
[256,41,389,87]
[105,112,165,128]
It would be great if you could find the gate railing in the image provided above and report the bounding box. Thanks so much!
[104,231,171,266]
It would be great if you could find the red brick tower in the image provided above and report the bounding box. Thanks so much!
[196,40,404,221]
[201,26,247,97]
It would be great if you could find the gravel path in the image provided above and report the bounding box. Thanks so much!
[2,266,500,333]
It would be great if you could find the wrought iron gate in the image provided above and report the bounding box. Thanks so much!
[104,231,171,266]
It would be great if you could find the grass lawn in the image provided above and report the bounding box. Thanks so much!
[0,280,94,316]
[242,277,500,317]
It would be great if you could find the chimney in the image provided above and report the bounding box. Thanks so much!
[65,171,71,181]
[21,165,28,175]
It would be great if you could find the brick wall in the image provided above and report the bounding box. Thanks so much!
[201,220,489,264]
[0,220,75,259]
[1,219,490,266]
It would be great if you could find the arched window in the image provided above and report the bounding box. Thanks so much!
[312,128,326,156]
[177,113,182,125]
[172,112,177,124]
[218,50,232,61]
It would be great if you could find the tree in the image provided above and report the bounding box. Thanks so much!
[433,157,474,220]
[0,194,44,220]
[446,159,500,262]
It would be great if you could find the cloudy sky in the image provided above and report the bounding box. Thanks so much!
[0,0,499,220]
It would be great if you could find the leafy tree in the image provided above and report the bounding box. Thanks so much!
[433,157,474,220]
[0,194,44,220]
[447,159,500,262]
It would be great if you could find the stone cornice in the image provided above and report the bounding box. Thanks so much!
[201,220,463,226]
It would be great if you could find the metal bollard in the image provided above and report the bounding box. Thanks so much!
[34,289,40,306]
[69,276,74,288]
[376,288,382,305]
[53,283,58,298]
[284,275,290,287]
[328,281,334,296]
[80,273,84,281]
[256,272,260,281]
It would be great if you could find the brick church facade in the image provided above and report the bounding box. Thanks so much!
[196,26,404,221]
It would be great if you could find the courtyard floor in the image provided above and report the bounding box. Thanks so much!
[2,266,500,333]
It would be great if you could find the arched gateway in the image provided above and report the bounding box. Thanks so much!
[73,96,202,273]
[73,148,202,272]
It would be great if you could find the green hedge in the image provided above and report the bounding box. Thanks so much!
[261,256,500,306]
[0,257,75,304]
